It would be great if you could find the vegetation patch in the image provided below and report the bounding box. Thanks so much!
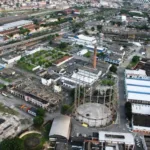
[22,133,45,150]
[127,56,140,69]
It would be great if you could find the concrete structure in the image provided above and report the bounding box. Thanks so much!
[49,115,71,142]
[2,52,21,65]
[98,131,135,150]
[76,103,112,127]
[7,79,62,111]
[76,49,88,56]
[0,114,20,142]
[41,73,60,86]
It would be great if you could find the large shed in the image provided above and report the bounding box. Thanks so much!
[49,115,71,142]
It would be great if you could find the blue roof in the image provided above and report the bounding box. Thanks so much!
[127,84,150,88]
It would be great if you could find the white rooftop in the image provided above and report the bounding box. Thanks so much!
[99,131,135,145]
[125,69,146,76]
[77,34,96,43]
[132,103,150,115]
[128,92,150,101]
[0,20,33,32]
[106,147,114,150]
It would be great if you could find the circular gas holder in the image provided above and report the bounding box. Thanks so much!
[76,103,113,127]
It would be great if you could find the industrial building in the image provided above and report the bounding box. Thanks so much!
[49,115,71,142]
[68,34,106,53]
[2,52,22,65]
[0,20,33,32]
[53,57,111,87]
[7,79,62,111]
[0,114,20,142]
[98,131,135,150]
[125,69,150,133]
[41,73,60,86]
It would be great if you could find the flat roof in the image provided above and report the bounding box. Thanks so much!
[128,92,150,101]
[125,69,146,76]
[49,115,71,140]
[132,104,150,115]
[77,34,96,42]
[99,131,134,145]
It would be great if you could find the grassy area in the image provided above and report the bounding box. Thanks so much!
[127,56,140,69]
[127,61,138,69]
[84,51,91,58]
[101,79,115,86]
[0,103,18,115]
[0,84,5,89]
[42,121,52,141]
[21,133,46,150]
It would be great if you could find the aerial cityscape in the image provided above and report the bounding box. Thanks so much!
[0,0,150,150]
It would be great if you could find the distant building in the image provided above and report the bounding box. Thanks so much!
[2,52,21,65]
[0,20,33,33]
[49,115,71,142]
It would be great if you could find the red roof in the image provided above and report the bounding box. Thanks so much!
[55,56,72,65]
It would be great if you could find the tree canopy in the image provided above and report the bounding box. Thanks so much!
[0,137,24,150]
[109,65,117,73]
[33,116,44,127]
[36,108,45,117]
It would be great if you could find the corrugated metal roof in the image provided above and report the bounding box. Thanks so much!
[49,115,71,140]
[0,20,33,32]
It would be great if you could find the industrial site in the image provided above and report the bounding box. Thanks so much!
[0,0,150,150]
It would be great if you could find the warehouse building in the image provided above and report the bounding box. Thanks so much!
[49,115,71,142]
[125,69,150,133]
[0,20,33,32]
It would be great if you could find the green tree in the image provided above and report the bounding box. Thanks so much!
[91,27,95,31]
[132,56,140,63]
[84,30,89,35]
[97,25,103,31]
[36,108,45,117]
[61,104,70,114]
[0,137,24,150]
[110,65,117,73]
[84,51,91,57]
[59,42,68,49]
[33,116,44,127]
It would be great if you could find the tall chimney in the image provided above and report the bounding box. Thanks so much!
[93,45,97,69]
